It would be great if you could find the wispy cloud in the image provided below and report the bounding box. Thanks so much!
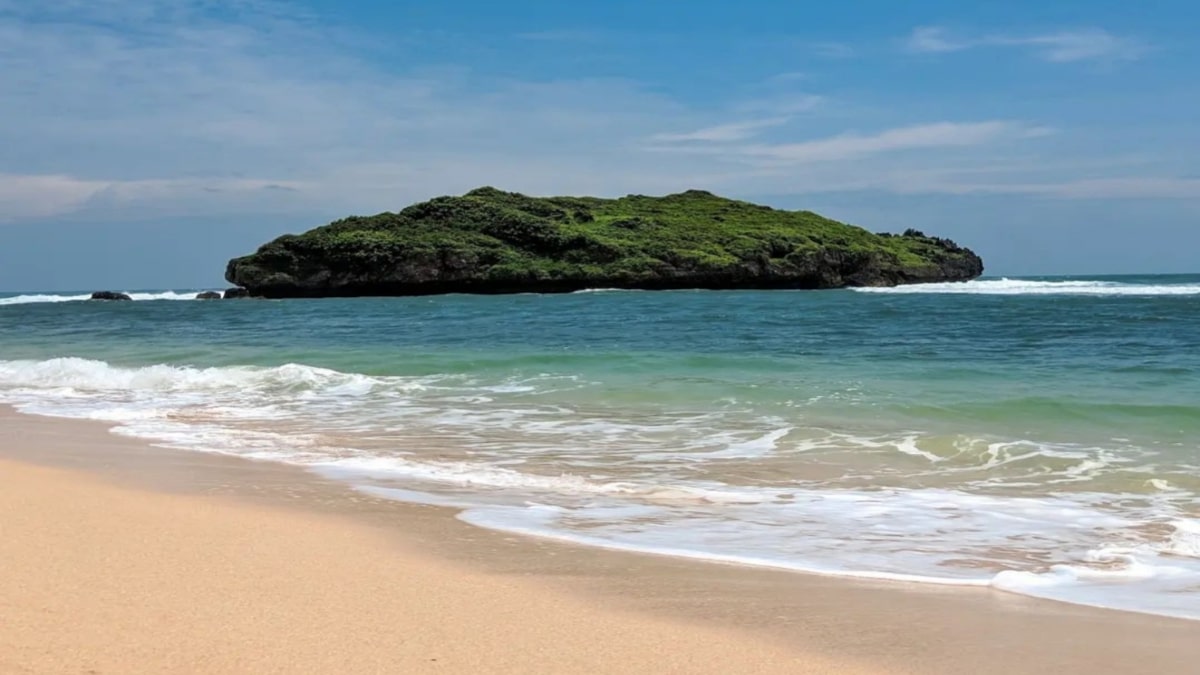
[905,26,1145,62]
[976,177,1200,199]
[650,118,791,143]
[809,42,856,59]
[800,164,1200,199]
[651,121,1051,165]
[514,29,601,43]
[0,0,1191,227]
[766,71,808,83]
[744,122,1050,163]
[0,175,109,219]
[0,1,708,220]
[734,94,825,116]
[906,27,964,54]
[0,173,304,220]
[1012,30,1146,63]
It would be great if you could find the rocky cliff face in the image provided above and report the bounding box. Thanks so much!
[226,188,983,297]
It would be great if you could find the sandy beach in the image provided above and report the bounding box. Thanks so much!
[3,408,1198,674]
[0,459,850,674]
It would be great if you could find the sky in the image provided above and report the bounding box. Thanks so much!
[1,0,1198,290]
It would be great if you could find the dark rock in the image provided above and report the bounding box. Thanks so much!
[195,291,222,300]
[222,287,251,299]
[226,188,984,298]
[90,291,132,301]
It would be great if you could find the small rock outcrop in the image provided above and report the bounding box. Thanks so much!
[222,287,251,299]
[195,291,222,300]
[226,187,984,298]
[90,291,132,301]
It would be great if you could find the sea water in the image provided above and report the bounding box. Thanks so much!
[1,275,1197,619]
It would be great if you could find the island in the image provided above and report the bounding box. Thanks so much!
[225,187,983,297]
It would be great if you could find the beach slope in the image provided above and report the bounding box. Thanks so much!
[0,458,858,675]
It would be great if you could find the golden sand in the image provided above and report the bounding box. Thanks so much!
[0,458,868,674]
[2,408,1197,674]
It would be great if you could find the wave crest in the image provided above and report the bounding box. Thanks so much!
[853,278,1200,296]
[0,291,206,306]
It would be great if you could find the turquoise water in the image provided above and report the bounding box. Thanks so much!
[2,276,1198,618]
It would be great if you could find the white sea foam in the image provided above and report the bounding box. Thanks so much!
[1,355,1197,621]
[993,525,1200,620]
[892,435,944,462]
[0,358,368,394]
[636,426,793,461]
[703,427,792,459]
[1165,519,1200,558]
[852,278,1200,296]
[0,290,207,305]
[0,293,93,305]
[459,504,995,586]
[314,455,780,506]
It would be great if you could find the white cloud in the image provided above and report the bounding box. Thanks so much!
[650,118,791,143]
[0,1,707,217]
[808,169,1200,200]
[906,27,963,54]
[905,26,1145,62]
[980,177,1200,199]
[1012,29,1145,63]
[0,175,108,219]
[745,121,1041,162]
[0,174,307,222]
[734,94,825,116]
[650,122,1049,164]
[515,29,600,42]
[810,42,856,59]
[0,0,1191,227]
[766,71,808,83]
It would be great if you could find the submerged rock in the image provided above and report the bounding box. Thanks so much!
[222,287,251,299]
[226,187,984,298]
[195,291,222,300]
[90,291,132,301]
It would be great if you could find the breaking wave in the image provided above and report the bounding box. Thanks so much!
[0,291,207,306]
[853,278,1200,296]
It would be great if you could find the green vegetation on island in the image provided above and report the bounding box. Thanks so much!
[225,187,983,297]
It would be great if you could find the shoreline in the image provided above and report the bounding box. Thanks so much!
[0,460,826,674]
[3,406,1199,673]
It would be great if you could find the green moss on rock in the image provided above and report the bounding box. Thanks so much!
[225,188,983,297]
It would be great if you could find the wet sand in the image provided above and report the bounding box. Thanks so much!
[2,407,1198,673]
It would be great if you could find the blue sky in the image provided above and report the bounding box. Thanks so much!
[1,0,1197,290]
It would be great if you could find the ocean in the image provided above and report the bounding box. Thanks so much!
[2,275,1198,620]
